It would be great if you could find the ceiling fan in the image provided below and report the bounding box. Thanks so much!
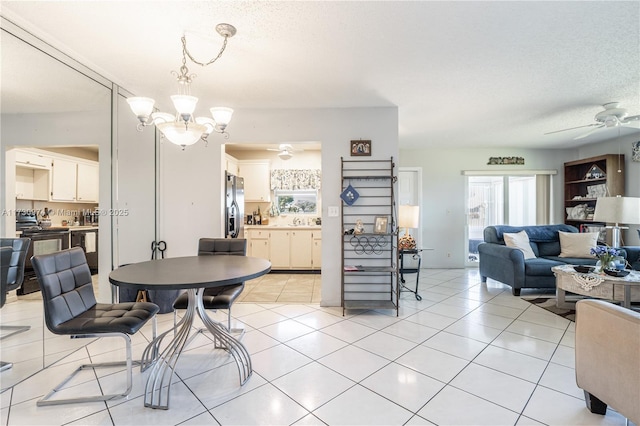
[545,102,640,140]
[266,143,304,160]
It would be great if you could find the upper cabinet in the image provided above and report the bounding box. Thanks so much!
[13,148,99,203]
[51,158,99,202]
[238,160,271,202]
[225,154,239,176]
[76,162,99,202]
[15,150,51,201]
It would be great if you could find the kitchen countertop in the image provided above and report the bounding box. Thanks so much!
[245,224,321,230]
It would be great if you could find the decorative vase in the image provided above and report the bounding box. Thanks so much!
[595,259,616,273]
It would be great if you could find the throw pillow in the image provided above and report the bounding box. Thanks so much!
[558,231,598,258]
[503,231,537,259]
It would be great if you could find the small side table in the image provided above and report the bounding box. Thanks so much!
[399,248,431,301]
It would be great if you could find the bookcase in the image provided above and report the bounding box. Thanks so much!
[341,157,399,316]
[564,154,625,244]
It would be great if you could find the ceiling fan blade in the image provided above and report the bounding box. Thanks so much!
[622,115,640,123]
[573,124,605,140]
[544,123,600,135]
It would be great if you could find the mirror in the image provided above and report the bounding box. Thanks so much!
[1,22,112,390]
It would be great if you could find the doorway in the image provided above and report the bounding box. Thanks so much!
[466,175,537,264]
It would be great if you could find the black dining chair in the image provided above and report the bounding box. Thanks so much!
[0,238,31,369]
[172,238,247,336]
[31,247,159,406]
[1,238,30,336]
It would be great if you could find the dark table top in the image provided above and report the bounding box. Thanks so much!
[109,256,272,290]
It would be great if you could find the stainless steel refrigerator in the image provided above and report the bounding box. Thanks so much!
[225,172,244,238]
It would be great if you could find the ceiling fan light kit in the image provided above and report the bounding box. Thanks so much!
[267,143,304,160]
[545,102,640,140]
[127,23,236,149]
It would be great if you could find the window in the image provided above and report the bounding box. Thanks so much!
[275,190,318,214]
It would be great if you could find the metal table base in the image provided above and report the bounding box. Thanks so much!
[140,288,251,409]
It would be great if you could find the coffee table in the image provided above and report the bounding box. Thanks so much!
[552,264,640,309]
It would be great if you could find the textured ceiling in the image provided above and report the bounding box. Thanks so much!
[2,1,639,149]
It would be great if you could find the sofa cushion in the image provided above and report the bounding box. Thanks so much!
[525,258,565,276]
[538,241,561,257]
[543,256,597,266]
[558,231,598,258]
[503,231,537,259]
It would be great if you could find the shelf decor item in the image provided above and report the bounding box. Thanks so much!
[374,216,389,234]
[340,184,360,205]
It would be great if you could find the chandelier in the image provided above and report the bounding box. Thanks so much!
[127,23,236,149]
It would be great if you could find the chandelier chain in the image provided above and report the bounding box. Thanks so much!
[181,35,229,68]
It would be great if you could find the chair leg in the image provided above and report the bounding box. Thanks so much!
[0,324,31,340]
[37,332,136,406]
[227,308,245,338]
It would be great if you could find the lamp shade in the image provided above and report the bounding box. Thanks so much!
[399,205,419,229]
[127,97,155,118]
[157,122,207,147]
[171,95,198,116]
[210,107,234,130]
[594,197,640,225]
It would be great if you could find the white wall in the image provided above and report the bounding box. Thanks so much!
[399,147,577,268]
[158,107,398,307]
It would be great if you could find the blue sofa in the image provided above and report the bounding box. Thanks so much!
[478,224,599,296]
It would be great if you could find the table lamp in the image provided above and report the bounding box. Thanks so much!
[398,205,419,250]
[593,196,640,248]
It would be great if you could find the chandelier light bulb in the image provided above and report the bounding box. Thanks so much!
[127,97,155,122]
[157,122,207,149]
[211,107,234,130]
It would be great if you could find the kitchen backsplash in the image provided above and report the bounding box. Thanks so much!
[15,199,99,226]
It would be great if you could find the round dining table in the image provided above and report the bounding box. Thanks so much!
[109,255,271,409]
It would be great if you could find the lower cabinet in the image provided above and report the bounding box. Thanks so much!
[247,229,270,261]
[247,227,320,270]
[269,230,291,269]
[312,236,322,270]
[290,230,312,268]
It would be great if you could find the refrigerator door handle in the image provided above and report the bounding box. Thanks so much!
[229,200,239,238]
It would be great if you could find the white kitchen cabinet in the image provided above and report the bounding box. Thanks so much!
[51,157,99,202]
[76,162,99,202]
[238,160,271,202]
[312,233,322,269]
[225,154,239,176]
[247,229,270,261]
[51,158,78,201]
[15,167,50,200]
[15,150,51,169]
[269,229,291,269]
[290,230,313,268]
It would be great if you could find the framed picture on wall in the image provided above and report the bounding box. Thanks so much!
[350,140,371,156]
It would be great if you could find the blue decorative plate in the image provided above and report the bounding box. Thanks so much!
[340,184,359,206]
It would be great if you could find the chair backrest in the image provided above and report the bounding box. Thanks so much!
[1,246,14,307]
[0,238,30,293]
[198,238,247,256]
[31,247,96,334]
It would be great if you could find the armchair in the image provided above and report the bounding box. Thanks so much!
[575,300,640,424]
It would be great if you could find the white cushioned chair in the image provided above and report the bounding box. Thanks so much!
[575,299,640,425]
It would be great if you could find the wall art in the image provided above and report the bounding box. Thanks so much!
[633,141,640,162]
[487,156,524,165]
[350,140,371,156]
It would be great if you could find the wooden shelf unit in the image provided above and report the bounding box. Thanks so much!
[564,154,625,244]
[341,157,399,316]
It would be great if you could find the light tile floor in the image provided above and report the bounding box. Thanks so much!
[0,269,635,426]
